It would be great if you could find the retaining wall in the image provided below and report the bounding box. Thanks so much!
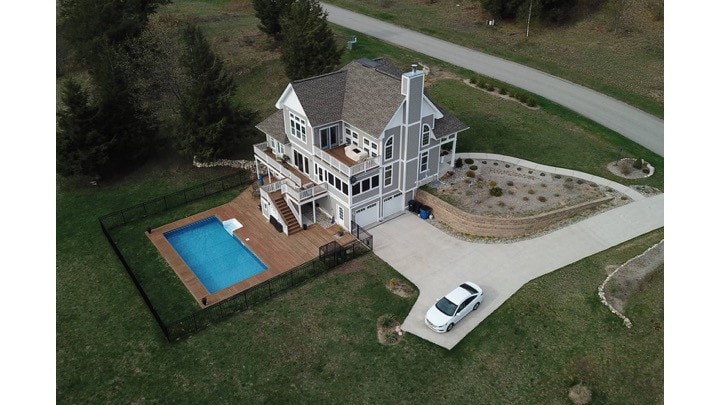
[415,189,613,239]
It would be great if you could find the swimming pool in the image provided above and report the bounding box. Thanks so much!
[164,216,267,293]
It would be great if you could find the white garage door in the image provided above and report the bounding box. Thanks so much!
[354,202,379,227]
[382,193,404,218]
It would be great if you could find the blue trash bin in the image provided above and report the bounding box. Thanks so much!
[419,206,430,219]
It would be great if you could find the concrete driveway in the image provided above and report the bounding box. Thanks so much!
[322,2,664,157]
[370,194,664,349]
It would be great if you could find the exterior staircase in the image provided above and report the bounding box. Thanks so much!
[272,192,302,235]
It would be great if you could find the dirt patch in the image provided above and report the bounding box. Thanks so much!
[385,278,416,298]
[376,315,404,345]
[427,159,628,218]
[569,384,592,405]
[600,240,664,326]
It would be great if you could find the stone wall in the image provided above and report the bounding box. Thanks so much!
[415,189,613,239]
[193,156,257,173]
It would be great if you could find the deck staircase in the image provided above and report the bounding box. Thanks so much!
[272,192,302,235]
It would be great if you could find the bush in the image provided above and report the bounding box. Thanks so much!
[464,158,474,164]
[490,187,503,197]
[642,168,650,174]
[538,196,547,202]
[489,180,497,187]
[620,163,631,175]
[528,189,535,194]
[454,158,463,168]
[470,76,478,85]
[554,174,562,179]
[527,97,538,107]
[506,181,514,186]
[470,165,478,170]
[523,196,529,201]
[499,87,507,95]
[466,170,475,178]
[633,158,644,169]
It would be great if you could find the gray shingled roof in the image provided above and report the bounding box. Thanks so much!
[269,58,467,138]
[255,110,287,144]
[433,106,470,138]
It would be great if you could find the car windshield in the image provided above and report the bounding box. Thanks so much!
[435,297,458,317]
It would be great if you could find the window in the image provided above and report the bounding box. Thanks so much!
[345,127,359,145]
[384,166,392,187]
[290,112,306,142]
[422,124,431,146]
[338,206,344,221]
[352,174,380,195]
[362,138,378,157]
[420,151,429,173]
[384,137,393,160]
[320,126,339,149]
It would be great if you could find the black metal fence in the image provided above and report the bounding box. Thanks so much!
[351,221,374,250]
[99,171,374,342]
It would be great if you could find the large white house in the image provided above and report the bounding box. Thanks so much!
[254,58,469,234]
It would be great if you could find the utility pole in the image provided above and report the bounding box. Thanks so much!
[526,0,533,38]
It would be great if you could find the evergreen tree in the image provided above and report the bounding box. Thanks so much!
[280,0,343,81]
[56,79,108,177]
[57,0,168,176]
[253,0,293,40]
[176,24,255,162]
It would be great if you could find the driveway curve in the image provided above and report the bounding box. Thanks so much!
[322,3,664,157]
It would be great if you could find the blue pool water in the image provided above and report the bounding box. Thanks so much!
[164,216,267,293]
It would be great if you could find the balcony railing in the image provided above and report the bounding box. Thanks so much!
[260,178,328,203]
[254,143,303,186]
[314,148,379,177]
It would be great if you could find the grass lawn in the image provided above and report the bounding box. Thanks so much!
[56,1,663,402]
[57,155,663,402]
[325,0,664,117]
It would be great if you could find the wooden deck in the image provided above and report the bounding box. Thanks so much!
[147,188,356,307]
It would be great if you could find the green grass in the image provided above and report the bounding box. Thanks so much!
[325,0,664,117]
[57,160,663,402]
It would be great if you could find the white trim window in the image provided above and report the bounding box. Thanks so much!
[290,112,307,142]
[363,138,378,157]
[420,151,429,173]
[345,127,359,145]
[384,136,393,160]
[338,206,344,222]
[422,124,431,147]
[384,165,392,187]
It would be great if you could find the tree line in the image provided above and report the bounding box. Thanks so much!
[57,0,342,180]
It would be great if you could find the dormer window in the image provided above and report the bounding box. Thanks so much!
[422,124,431,147]
[290,111,306,142]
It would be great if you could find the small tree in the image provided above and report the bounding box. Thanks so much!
[280,0,343,81]
[253,0,293,40]
[176,24,255,162]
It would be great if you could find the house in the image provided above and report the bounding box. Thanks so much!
[253,58,469,234]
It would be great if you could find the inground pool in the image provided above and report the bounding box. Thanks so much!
[164,216,267,293]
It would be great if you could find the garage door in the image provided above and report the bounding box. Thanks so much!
[382,193,404,218]
[354,202,379,227]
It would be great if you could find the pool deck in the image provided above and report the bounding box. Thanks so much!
[147,188,356,307]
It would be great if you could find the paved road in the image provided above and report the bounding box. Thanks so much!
[322,3,664,157]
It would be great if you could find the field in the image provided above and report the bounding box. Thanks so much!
[56,0,663,402]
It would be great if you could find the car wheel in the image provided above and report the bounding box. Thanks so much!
[446,323,454,332]
[473,302,480,310]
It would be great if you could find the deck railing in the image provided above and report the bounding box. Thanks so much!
[314,148,379,177]
[253,143,303,186]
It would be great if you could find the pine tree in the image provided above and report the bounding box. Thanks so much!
[253,0,293,40]
[176,24,255,162]
[280,0,343,81]
[56,79,109,177]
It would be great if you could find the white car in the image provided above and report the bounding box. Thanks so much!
[425,282,484,333]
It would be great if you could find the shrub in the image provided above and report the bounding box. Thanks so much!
[523,196,529,201]
[489,180,497,187]
[505,164,510,168]
[464,158,474,164]
[538,196,547,202]
[541,183,547,187]
[464,178,472,183]
[554,174,562,179]
[576,179,584,184]
[642,168,650,174]
[540,172,546,176]
[493,162,498,166]
[470,165,478,170]
[466,170,475,178]
[564,182,574,190]
[508,190,514,195]
[506,181,514,186]
[380,315,396,328]
[633,158,644,169]
[470,76,478,85]
[527,98,538,107]
[528,189,535,194]
[554,193,560,197]
[497,201,505,207]
[620,163,631,175]
[454,158,463,168]
[384,330,399,344]
[490,187,503,197]
[499,87,507,95]
[528,170,533,174]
